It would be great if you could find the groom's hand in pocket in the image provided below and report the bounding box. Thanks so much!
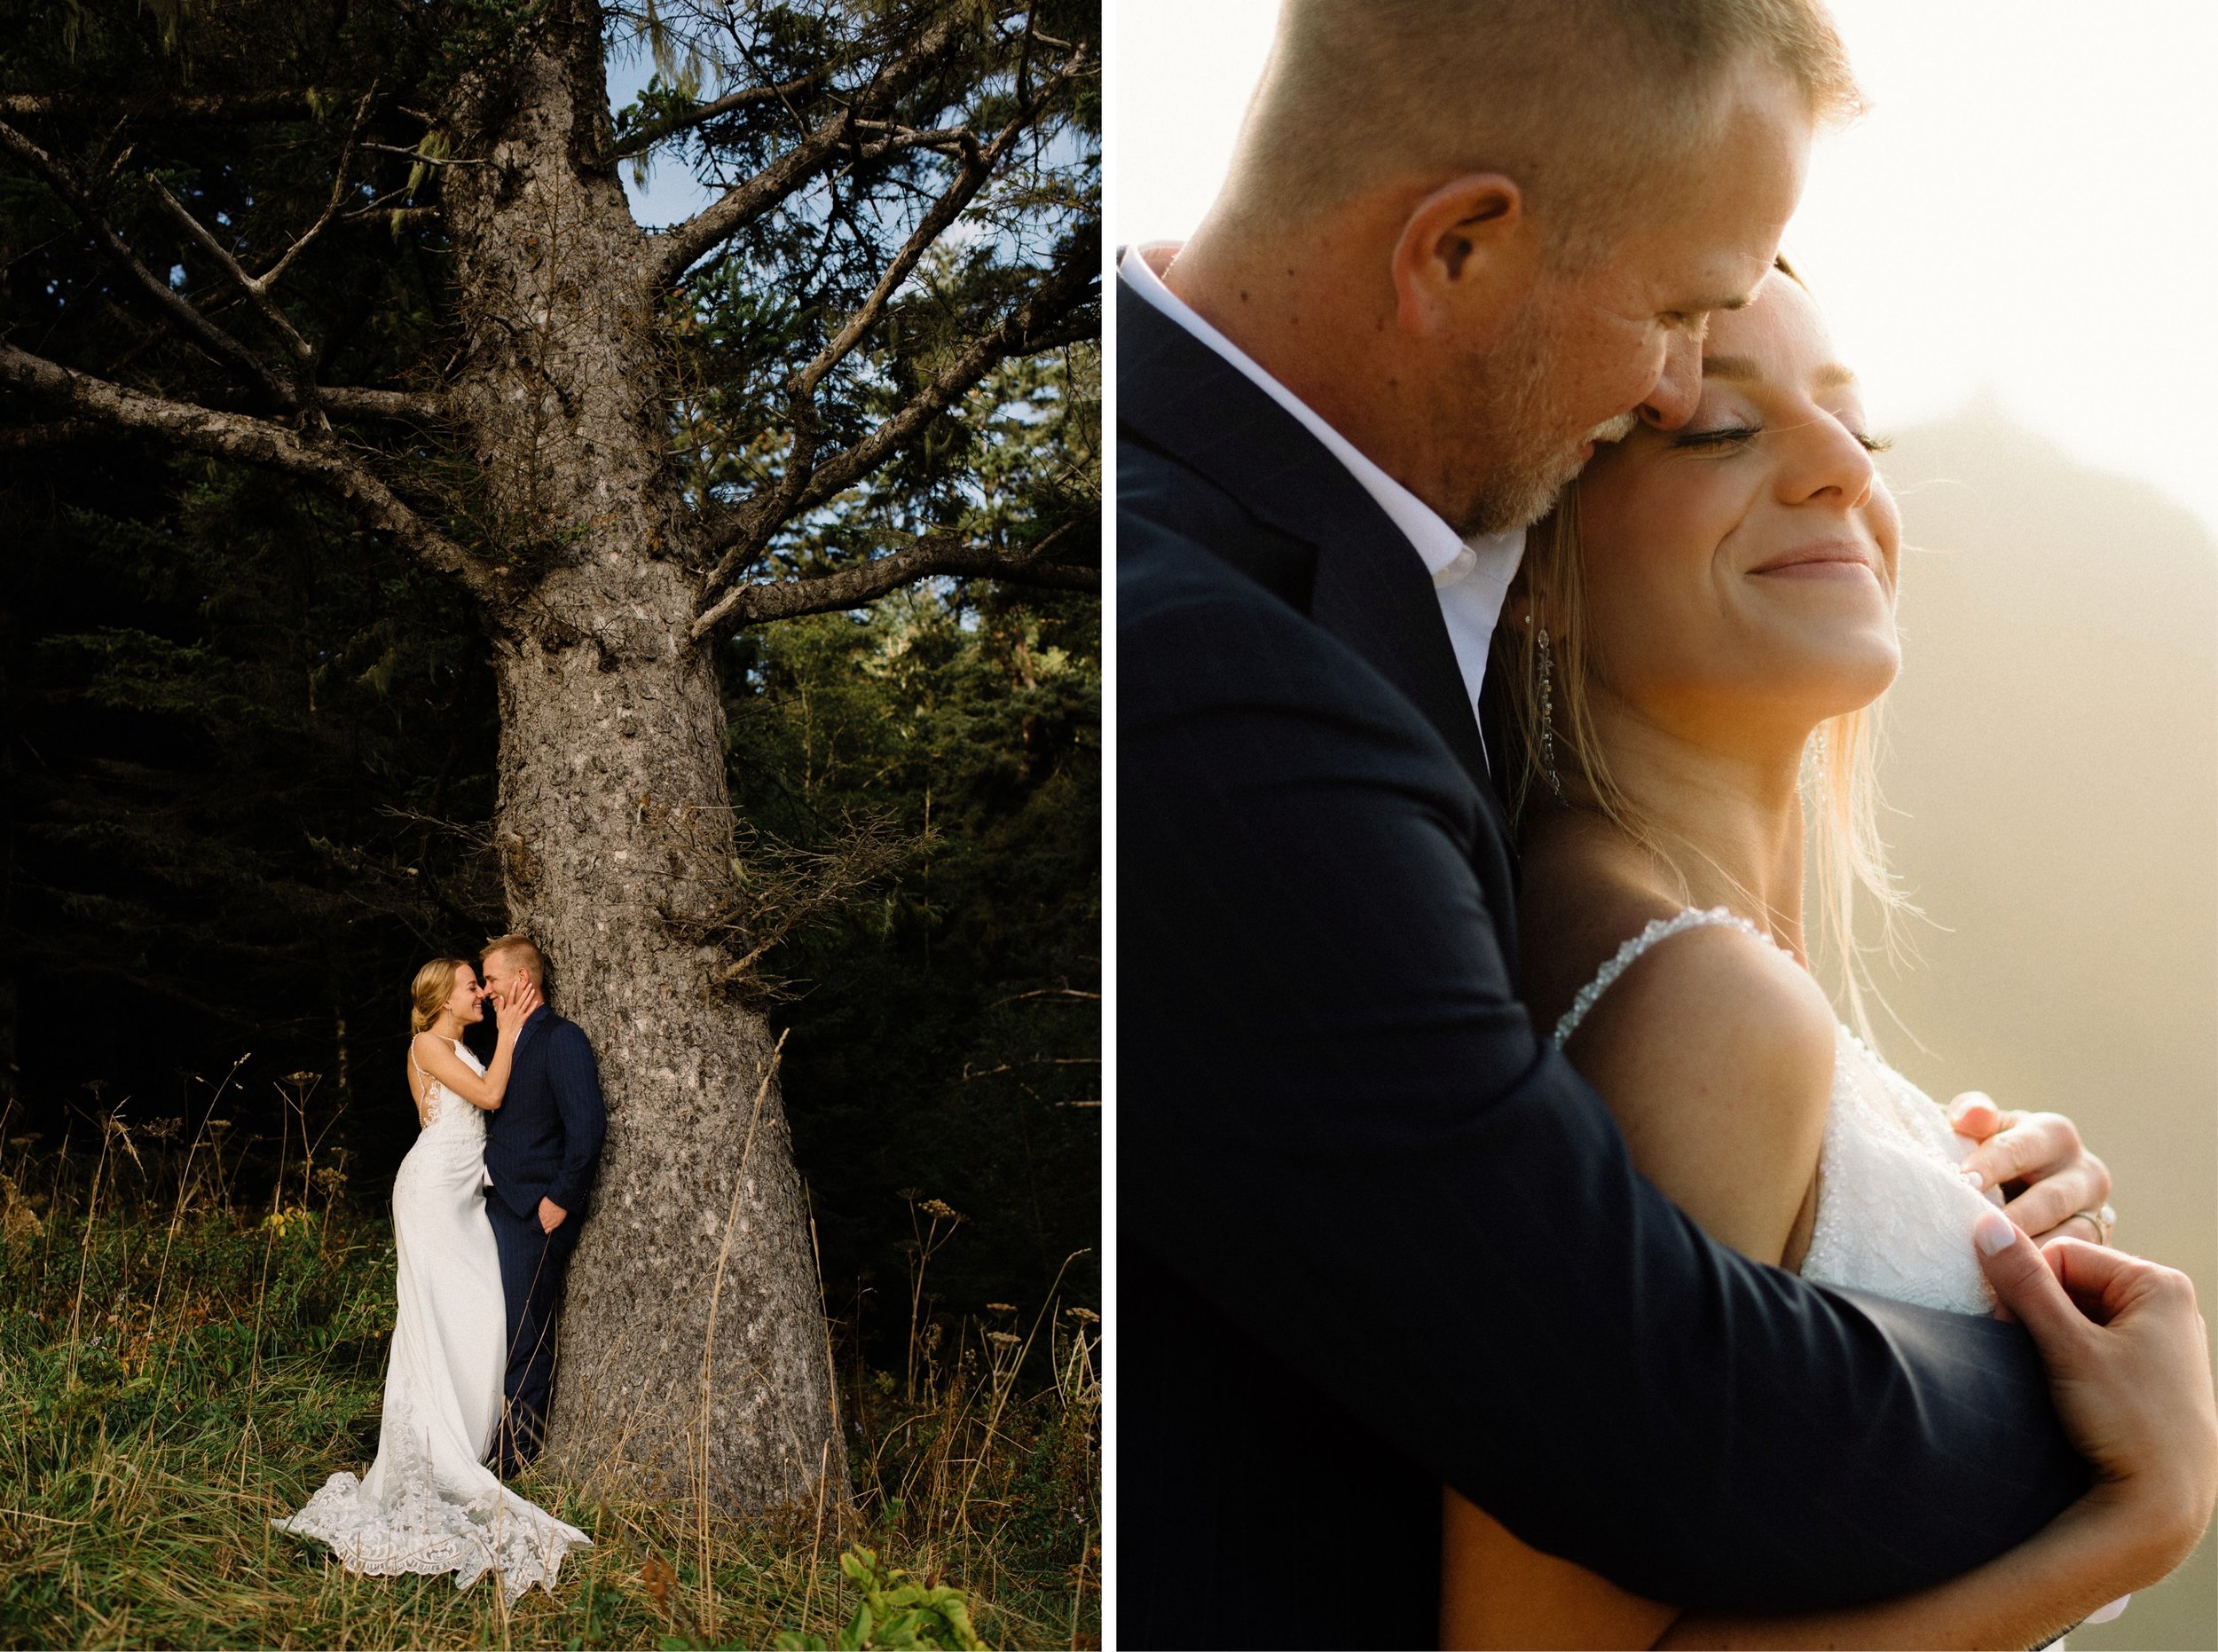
[538,1197,567,1234]
[1950,1092,2112,1247]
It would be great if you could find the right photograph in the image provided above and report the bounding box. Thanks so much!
[1113,3,2218,1649]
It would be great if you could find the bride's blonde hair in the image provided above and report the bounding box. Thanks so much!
[1493,263,1913,1037]
[409,958,468,1034]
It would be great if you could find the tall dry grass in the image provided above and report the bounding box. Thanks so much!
[0,1086,1099,1649]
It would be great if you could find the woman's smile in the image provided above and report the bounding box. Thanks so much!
[1746,538,1882,583]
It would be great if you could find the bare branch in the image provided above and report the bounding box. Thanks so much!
[795,223,1097,516]
[610,69,831,161]
[148,176,318,375]
[692,522,1096,641]
[256,86,380,290]
[0,116,293,405]
[0,342,492,596]
[360,142,486,168]
[319,386,447,421]
[799,49,1083,403]
[0,418,106,450]
[846,124,978,164]
[339,201,436,229]
[707,43,1091,597]
[0,90,358,123]
[644,11,963,289]
[5,106,438,429]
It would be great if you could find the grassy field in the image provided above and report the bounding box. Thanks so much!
[0,1110,1099,1649]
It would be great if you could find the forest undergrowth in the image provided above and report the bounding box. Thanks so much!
[0,1097,1099,1650]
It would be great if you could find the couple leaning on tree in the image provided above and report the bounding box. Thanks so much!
[271,934,607,1601]
[1123,2,2217,1648]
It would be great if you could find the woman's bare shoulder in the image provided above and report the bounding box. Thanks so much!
[1567,919,1836,1265]
[1568,916,1836,1076]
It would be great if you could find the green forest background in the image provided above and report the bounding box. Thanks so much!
[0,421,1101,1357]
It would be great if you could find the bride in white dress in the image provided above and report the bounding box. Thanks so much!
[272,957,590,1601]
[1438,266,2154,1648]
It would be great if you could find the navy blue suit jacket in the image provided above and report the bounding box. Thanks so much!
[484,1005,607,1222]
[1117,272,2084,1649]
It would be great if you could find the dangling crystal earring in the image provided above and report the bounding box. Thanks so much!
[1805,725,1829,787]
[1537,625,1566,802]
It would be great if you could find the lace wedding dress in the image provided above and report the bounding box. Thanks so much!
[271,1037,589,1601]
[1556,907,2129,1637]
[1554,906,2002,1314]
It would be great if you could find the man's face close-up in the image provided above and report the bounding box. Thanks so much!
[1449,63,1815,536]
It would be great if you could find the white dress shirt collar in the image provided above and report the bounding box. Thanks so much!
[1120,242,1523,725]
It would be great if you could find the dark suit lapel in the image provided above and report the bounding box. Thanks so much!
[1119,274,1509,843]
[515,1003,550,1056]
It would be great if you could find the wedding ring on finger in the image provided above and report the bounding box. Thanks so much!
[2069,1204,2117,1245]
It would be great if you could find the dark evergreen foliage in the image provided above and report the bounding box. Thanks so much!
[0,0,1099,1357]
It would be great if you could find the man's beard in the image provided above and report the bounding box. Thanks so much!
[1449,311,1632,538]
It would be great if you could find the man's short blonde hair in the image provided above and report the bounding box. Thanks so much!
[1226,0,1860,261]
[481,932,545,987]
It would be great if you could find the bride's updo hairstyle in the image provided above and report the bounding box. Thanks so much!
[1494,257,1913,1034]
[409,958,468,1034]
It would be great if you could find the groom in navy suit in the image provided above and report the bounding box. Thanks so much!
[1121,2,2206,1647]
[479,933,606,1475]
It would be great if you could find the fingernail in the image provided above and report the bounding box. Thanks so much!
[2086,1595,2131,1625]
[1975,1210,2014,1256]
[1959,1167,1986,1191]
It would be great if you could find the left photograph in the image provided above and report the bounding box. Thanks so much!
[0,0,1100,1641]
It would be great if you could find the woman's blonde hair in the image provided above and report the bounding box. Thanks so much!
[1494,269,1912,1035]
[409,958,469,1034]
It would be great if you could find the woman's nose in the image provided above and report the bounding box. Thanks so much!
[1777,410,1877,509]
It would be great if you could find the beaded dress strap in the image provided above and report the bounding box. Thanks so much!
[1552,906,1780,1045]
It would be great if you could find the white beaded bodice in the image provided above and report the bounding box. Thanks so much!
[1554,906,1997,1315]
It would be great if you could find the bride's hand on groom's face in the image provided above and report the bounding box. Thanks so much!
[1949,1092,2112,1247]
[498,980,541,1035]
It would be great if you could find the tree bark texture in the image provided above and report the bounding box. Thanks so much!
[2,0,1097,1514]
[435,4,836,1507]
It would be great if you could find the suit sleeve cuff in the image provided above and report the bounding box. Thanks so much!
[547,1182,586,1214]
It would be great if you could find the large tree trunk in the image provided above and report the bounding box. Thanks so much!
[435,0,840,1509]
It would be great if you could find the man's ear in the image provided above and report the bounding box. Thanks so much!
[1390,172,1538,341]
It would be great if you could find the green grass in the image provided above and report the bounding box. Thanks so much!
[0,1121,1099,1649]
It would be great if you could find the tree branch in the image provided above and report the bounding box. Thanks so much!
[704,43,1090,598]
[0,342,492,596]
[696,220,1098,599]
[692,522,1095,640]
[0,417,106,450]
[318,386,447,421]
[0,116,293,405]
[610,69,831,160]
[0,90,358,123]
[798,46,1083,405]
[148,176,319,379]
[255,86,379,291]
[643,10,963,289]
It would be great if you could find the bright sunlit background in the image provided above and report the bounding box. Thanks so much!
[1113,6,2218,1648]
[1110,0,2218,540]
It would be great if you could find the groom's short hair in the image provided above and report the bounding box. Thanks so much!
[1230,0,1860,260]
[482,932,545,987]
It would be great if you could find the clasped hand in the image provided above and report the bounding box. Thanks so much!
[1948,1092,2111,1247]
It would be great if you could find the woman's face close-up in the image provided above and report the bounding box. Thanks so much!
[1570,272,1903,749]
[445,964,485,1026]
